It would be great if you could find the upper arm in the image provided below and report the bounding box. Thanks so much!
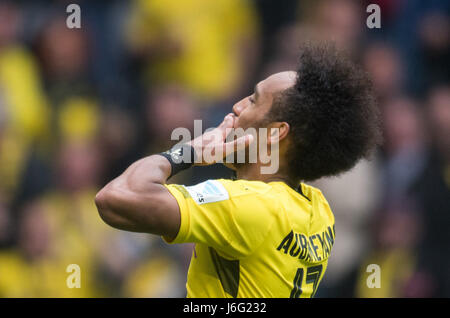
[95,182,181,240]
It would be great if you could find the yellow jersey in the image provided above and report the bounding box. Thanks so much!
[164,179,335,298]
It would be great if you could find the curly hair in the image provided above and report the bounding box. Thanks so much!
[267,43,382,181]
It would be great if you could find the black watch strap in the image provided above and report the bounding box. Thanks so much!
[159,144,197,179]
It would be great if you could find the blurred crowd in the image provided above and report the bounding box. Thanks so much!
[0,0,448,297]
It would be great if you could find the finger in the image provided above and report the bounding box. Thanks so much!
[223,134,254,156]
[217,114,234,132]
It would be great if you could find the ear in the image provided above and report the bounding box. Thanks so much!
[268,122,290,144]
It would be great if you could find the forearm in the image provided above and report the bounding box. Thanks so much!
[111,155,172,193]
[95,155,174,233]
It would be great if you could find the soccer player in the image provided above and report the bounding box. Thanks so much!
[95,44,381,298]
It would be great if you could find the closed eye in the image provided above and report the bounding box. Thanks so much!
[249,95,255,104]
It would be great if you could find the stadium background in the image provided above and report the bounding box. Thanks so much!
[0,0,449,297]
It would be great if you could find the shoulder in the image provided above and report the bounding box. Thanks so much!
[216,179,282,223]
[301,183,326,202]
[166,179,283,220]
[218,179,279,198]
[170,179,279,202]
[301,183,335,224]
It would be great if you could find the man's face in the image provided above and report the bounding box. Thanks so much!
[231,71,296,130]
[225,71,295,171]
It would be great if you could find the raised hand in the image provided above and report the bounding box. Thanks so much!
[187,113,254,166]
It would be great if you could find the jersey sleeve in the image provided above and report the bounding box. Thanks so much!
[163,179,277,259]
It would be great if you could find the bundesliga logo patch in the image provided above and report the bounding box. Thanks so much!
[184,180,229,205]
